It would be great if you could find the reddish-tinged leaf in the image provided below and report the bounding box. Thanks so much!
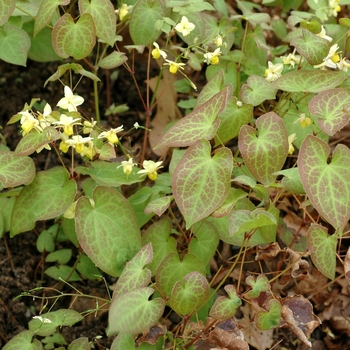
[298,135,350,230]
[0,0,16,26]
[172,139,233,229]
[309,88,350,136]
[239,112,288,185]
[307,223,337,280]
[79,0,116,46]
[98,51,127,69]
[52,13,96,60]
[155,86,231,149]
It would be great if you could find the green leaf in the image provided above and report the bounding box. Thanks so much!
[189,221,219,268]
[0,196,15,237]
[214,97,253,146]
[0,0,16,27]
[141,218,177,276]
[273,168,305,194]
[129,0,166,45]
[11,167,77,237]
[0,151,35,187]
[255,299,282,330]
[291,29,330,65]
[45,265,82,282]
[112,243,153,299]
[195,70,225,108]
[98,51,128,69]
[212,187,247,218]
[155,86,231,149]
[34,0,69,36]
[110,333,135,350]
[307,224,337,280]
[52,13,96,59]
[79,0,116,46]
[76,254,101,280]
[173,140,233,229]
[272,70,346,93]
[107,287,165,336]
[2,330,42,350]
[308,88,350,136]
[0,23,30,66]
[144,195,174,217]
[68,337,90,350]
[45,249,72,264]
[29,309,83,337]
[77,161,143,186]
[239,112,288,185]
[169,271,209,316]
[246,274,270,298]
[229,209,276,238]
[298,135,350,230]
[240,75,278,106]
[36,229,55,253]
[75,186,141,277]
[156,252,206,297]
[15,127,61,156]
[44,63,100,87]
[209,285,242,320]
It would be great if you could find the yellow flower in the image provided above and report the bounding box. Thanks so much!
[63,201,77,219]
[175,16,195,37]
[82,119,97,134]
[163,59,186,74]
[152,42,167,60]
[118,158,136,176]
[65,135,93,154]
[328,0,341,17]
[214,34,223,47]
[116,4,133,21]
[265,61,283,82]
[294,113,312,128]
[203,48,221,65]
[19,111,42,135]
[137,160,163,181]
[314,44,340,69]
[98,126,124,144]
[53,114,81,136]
[288,133,296,155]
[80,143,97,160]
[56,86,84,112]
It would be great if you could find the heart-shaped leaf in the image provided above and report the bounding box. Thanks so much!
[307,223,337,280]
[98,51,127,69]
[240,75,277,106]
[291,28,330,65]
[79,0,116,46]
[172,139,233,229]
[246,274,270,299]
[169,271,209,316]
[298,135,350,230]
[209,285,242,320]
[107,287,165,336]
[272,70,346,93]
[75,186,141,277]
[112,243,153,299]
[255,299,282,330]
[155,86,231,149]
[129,0,166,46]
[0,150,35,187]
[239,112,288,185]
[11,167,76,237]
[156,252,206,297]
[309,88,350,136]
[2,330,42,350]
[52,13,96,59]
[0,0,16,27]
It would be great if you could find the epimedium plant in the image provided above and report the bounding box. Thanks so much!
[1,0,350,349]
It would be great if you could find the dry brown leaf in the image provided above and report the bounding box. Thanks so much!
[147,68,182,156]
[281,294,321,347]
[286,247,310,280]
[344,246,350,286]
[239,303,274,350]
[136,324,167,346]
[207,318,249,350]
[255,242,281,260]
